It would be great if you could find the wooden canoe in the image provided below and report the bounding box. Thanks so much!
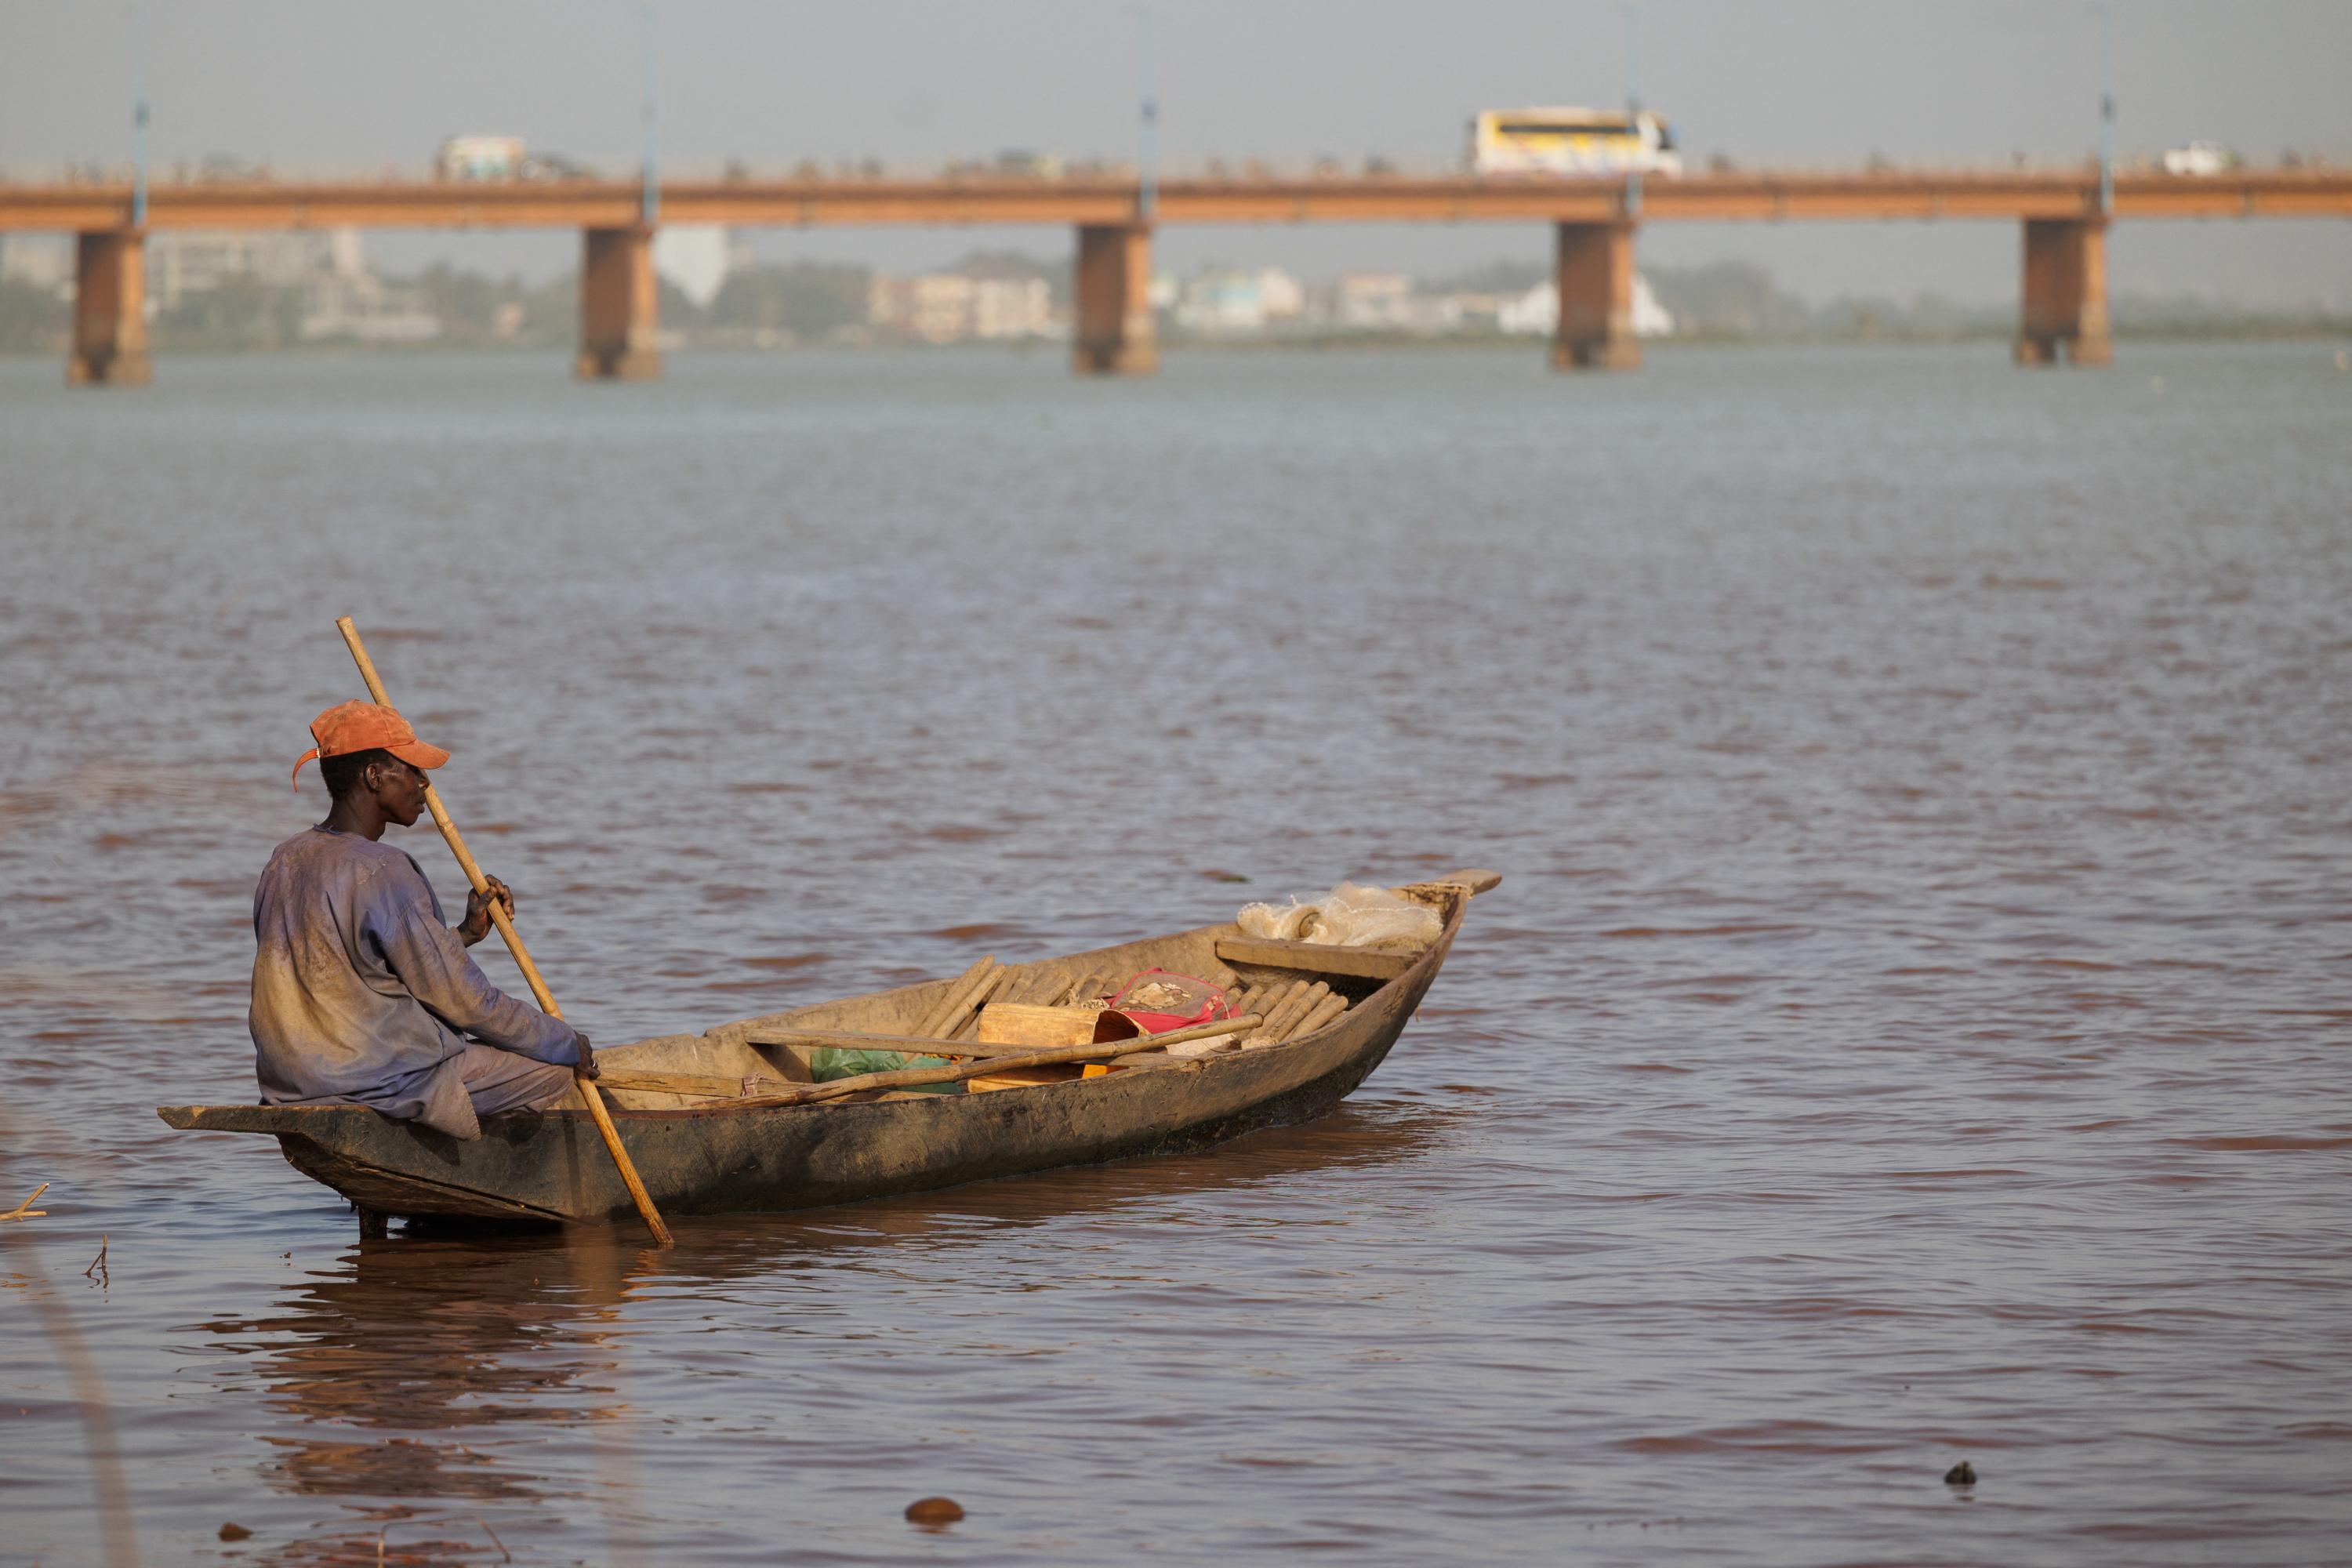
[157,871,1497,1229]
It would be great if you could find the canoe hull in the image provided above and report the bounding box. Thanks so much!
[158,879,1479,1228]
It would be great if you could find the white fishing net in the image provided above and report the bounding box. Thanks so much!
[1236,882,1442,953]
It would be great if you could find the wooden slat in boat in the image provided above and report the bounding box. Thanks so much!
[155,872,1497,1228]
[1214,935,1418,982]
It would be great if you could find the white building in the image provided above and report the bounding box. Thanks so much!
[653,226,752,309]
[176,228,365,300]
[970,276,1054,339]
[300,273,439,343]
[147,228,365,308]
[1330,272,1416,329]
[1173,267,1305,335]
[1316,273,1467,335]
[1258,268,1305,319]
[868,272,1056,342]
[1496,284,1554,336]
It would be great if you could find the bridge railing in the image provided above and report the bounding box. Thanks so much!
[3,154,2339,192]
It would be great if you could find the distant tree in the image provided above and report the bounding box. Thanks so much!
[706,262,871,339]
[1421,259,1549,296]
[517,274,576,347]
[412,263,507,342]
[0,277,68,354]
[1644,260,1801,336]
[154,273,302,350]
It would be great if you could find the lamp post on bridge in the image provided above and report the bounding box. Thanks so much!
[66,5,154,384]
[132,5,149,230]
[1621,3,1642,220]
[575,3,663,378]
[1137,5,1158,224]
[2014,1,2114,366]
[641,2,659,227]
[1547,4,1646,372]
[1072,5,1161,373]
[2096,2,2114,219]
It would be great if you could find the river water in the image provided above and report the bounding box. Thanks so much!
[2,342,2347,1566]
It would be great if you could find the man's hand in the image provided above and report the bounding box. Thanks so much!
[458,875,516,946]
[570,1031,599,1080]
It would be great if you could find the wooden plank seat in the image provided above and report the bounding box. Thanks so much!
[1214,935,1419,982]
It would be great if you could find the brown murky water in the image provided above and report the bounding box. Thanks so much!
[2,343,2349,1565]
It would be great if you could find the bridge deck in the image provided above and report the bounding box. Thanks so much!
[5,170,2350,232]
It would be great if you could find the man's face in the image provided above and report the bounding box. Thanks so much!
[369,758,430,827]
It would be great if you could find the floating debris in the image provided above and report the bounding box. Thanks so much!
[906,1496,965,1525]
[1,1183,49,1222]
[1944,1461,1977,1487]
[219,1522,252,1541]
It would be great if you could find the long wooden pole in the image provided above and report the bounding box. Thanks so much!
[732,1011,1265,1109]
[335,616,673,1248]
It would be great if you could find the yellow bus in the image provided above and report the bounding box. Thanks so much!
[1469,108,1680,176]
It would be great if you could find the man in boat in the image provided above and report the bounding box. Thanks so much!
[250,700,596,1140]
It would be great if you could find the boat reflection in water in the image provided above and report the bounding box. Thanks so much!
[204,1102,1461,1553]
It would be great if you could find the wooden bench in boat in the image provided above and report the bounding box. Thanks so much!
[1214,935,1420,982]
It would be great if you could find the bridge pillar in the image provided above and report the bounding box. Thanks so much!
[2015,218,2111,367]
[1073,223,1157,376]
[1551,220,1640,372]
[67,229,152,387]
[576,225,662,381]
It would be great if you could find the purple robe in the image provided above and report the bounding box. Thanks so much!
[250,826,577,1139]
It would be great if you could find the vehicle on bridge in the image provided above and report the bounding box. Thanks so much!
[1469,107,1681,176]
[434,136,597,183]
[2161,141,2238,177]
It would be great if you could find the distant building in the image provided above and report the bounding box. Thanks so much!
[1259,270,1306,321]
[970,276,1053,339]
[868,271,1055,342]
[300,273,438,343]
[135,226,439,342]
[147,228,365,308]
[1495,284,1555,336]
[868,274,972,342]
[1632,276,1678,336]
[1312,273,1464,334]
[0,235,72,291]
[1438,292,1511,332]
[1174,267,1305,335]
[1329,272,1417,329]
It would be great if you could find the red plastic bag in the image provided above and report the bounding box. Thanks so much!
[1102,968,1232,1035]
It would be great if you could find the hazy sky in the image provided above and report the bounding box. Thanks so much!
[5,0,2347,304]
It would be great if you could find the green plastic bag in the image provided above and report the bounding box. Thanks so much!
[807,1047,965,1094]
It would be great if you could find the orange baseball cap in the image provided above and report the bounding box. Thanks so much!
[291,700,452,789]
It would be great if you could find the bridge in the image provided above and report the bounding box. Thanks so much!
[9,166,2349,384]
